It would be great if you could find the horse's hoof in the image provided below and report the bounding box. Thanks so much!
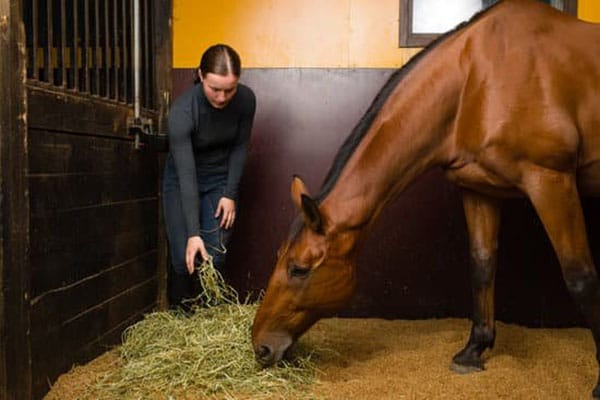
[450,361,484,375]
[592,384,600,399]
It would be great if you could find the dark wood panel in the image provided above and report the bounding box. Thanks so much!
[77,304,155,360]
[28,128,157,215]
[27,120,162,398]
[27,86,158,139]
[30,280,157,399]
[27,81,162,399]
[30,199,158,296]
[28,126,160,297]
[0,1,31,399]
[152,0,173,310]
[28,128,157,175]
[29,173,157,216]
[30,251,157,335]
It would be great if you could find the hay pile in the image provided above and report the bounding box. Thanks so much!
[46,314,598,399]
[73,258,324,400]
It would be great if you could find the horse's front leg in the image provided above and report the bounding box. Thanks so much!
[451,190,501,374]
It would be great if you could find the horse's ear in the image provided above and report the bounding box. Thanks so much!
[291,175,310,210]
[301,194,323,233]
[291,175,324,233]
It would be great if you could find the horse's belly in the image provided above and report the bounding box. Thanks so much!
[447,161,600,198]
[445,163,522,198]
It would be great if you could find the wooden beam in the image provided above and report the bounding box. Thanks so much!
[0,0,32,398]
[153,0,172,309]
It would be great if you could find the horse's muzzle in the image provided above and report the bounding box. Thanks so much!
[254,344,275,366]
[252,333,293,367]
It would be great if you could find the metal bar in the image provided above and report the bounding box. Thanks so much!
[133,0,140,118]
[83,0,89,92]
[73,0,79,90]
[46,0,53,82]
[24,1,32,79]
[32,0,39,80]
[60,0,67,87]
[94,0,100,94]
[129,0,134,104]
[112,0,118,100]
[104,0,110,97]
[122,0,128,102]
[143,0,150,109]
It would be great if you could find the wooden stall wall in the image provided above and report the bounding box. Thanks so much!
[0,1,30,399]
[172,0,600,327]
[0,1,172,399]
[26,90,160,399]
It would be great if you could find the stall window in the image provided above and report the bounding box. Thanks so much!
[399,0,578,47]
[22,0,155,109]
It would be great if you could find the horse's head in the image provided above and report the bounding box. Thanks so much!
[251,176,357,367]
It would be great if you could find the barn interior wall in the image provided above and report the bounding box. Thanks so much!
[25,87,162,399]
[171,0,600,326]
[0,1,30,398]
[0,1,172,399]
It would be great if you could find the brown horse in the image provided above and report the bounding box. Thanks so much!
[251,0,600,396]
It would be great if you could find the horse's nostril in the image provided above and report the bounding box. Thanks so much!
[256,345,272,363]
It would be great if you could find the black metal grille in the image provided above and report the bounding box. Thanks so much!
[23,0,155,109]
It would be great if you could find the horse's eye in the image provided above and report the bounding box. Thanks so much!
[288,263,310,279]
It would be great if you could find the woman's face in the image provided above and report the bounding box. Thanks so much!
[199,71,239,109]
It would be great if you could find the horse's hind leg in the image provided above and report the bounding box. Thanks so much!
[451,190,501,374]
[523,168,600,399]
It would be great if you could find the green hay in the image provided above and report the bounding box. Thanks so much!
[81,258,324,400]
[194,256,239,307]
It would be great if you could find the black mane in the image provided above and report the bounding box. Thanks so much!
[314,2,501,203]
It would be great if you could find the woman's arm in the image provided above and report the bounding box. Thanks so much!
[168,97,209,272]
[224,88,257,200]
[168,100,202,237]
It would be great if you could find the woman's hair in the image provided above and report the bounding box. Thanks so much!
[194,44,241,84]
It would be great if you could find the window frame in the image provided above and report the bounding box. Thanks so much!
[399,0,578,47]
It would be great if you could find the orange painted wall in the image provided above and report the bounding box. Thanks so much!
[173,0,600,69]
[173,0,418,68]
[580,0,600,22]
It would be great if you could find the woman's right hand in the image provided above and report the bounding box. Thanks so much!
[185,236,209,274]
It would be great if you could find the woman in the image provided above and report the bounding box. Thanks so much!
[163,44,256,309]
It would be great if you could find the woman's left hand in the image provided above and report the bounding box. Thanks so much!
[215,197,236,229]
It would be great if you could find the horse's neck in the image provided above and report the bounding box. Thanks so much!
[322,44,462,232]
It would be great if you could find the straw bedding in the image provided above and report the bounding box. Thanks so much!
[46,317,597,399]
[45,260,597,399]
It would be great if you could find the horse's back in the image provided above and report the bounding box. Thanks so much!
[464,0,600,126]
[449,0,600,196]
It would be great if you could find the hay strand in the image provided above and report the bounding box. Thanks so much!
[193,256,239,307]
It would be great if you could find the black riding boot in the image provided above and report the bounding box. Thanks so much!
[168,272,193,313]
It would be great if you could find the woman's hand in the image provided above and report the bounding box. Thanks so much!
[215,197,236,229]
[186,236,209,274]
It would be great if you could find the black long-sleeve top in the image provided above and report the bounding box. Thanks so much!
[167,82,256,238]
